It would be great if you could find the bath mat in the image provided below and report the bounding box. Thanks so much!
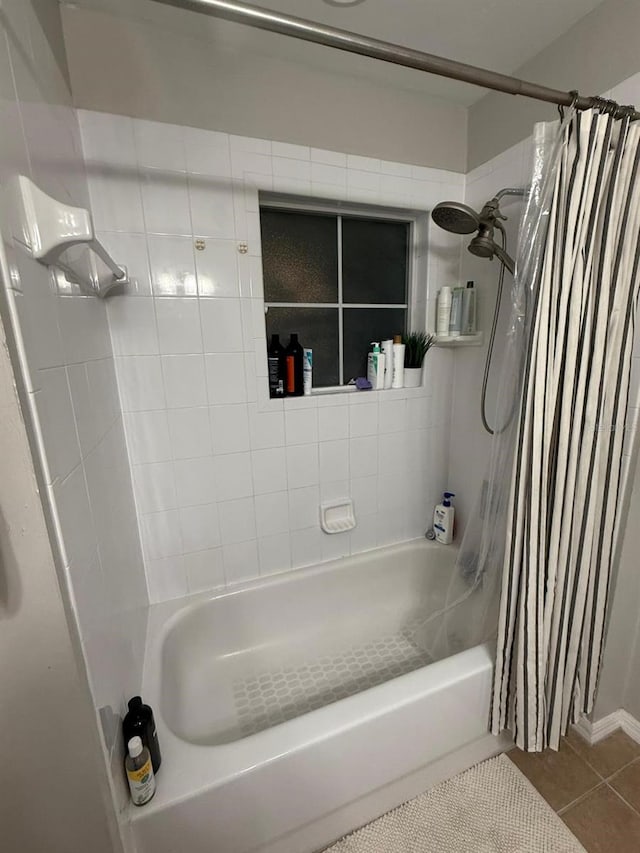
[324,753,586,853]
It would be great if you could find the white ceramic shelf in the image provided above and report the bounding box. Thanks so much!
[433,332,484,348]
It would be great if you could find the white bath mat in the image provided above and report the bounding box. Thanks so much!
[325,753,586,853]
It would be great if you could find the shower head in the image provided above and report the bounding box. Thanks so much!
[431,201,480,235]
[431,188,525,275]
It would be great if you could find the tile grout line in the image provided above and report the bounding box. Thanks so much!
[556,781,605,817]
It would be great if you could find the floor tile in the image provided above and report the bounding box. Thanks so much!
[566,728,640,778]
[562,785,640,852]
[507,741,600,811]
[610,759,640,813]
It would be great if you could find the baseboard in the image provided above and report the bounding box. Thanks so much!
[574,709,640,745]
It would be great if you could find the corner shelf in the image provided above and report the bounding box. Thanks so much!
[433,332,484,348]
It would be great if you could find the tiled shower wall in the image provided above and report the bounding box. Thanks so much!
[78,110,465,603]
[0,0,147,809]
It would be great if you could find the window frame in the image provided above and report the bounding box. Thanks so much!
[260,194,419,391]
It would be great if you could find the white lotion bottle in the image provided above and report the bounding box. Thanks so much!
[433,492,455,544]
[382,339,394,389]
[391,334,405,389]
[437,286,452,337]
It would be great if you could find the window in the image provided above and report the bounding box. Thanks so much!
[260,203,410,388]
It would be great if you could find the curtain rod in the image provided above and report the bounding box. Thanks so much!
[152,0,639,119]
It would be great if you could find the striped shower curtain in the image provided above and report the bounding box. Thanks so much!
[491,109,640,751]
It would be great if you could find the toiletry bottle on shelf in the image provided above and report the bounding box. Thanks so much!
[123,696,162,773]
[125,736,156,806]
[461,281,477,335]
[449,288,463,337]
[391,334,405,389]
[434,492,455,544]
[367,342,385,390]
[267,334,286,398]
[437,287,452,337]
[303,348,313,396]
[285,333,304,396]
[381,339,394,389]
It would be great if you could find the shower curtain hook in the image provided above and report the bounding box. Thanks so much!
[559,90,580,121]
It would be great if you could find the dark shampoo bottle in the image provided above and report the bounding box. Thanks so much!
[285,333,304,397]
[123,696,162,774]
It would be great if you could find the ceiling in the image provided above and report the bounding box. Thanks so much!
[62,0,606,105]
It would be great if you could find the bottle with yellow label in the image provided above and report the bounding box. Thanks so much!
[125,736,156,806]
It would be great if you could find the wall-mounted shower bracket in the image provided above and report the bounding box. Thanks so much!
[3,176,128,297]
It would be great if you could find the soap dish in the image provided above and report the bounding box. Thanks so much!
[320,499,356,534]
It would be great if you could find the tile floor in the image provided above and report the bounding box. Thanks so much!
[509,728,640,852]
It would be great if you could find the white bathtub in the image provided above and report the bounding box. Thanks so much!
[130,540,506,853]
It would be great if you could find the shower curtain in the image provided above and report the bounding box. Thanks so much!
[491,108,640,751]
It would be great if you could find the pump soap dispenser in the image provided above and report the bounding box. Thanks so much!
[434,492,455,544]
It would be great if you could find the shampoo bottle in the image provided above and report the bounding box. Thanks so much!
[267,334,286,398]
[461,281,477,335]
[434,492,455,544]
[437,287,452,337]
[391,334,405,389]
[125,736,156,806]
[123,696,162,774]
[367,342,385,390]
[449,289,463,337]
[285,333,304,396]
[381,339,394,389]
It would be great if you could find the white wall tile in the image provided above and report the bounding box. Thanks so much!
[53,465,96,568]
[107,296,158,355]
[195,240,240,298]
[223,540,260,585]
[286,443,319,489]
[349,402,378,437]
[146,556,188,604]
[350,475,378,517]
[184,548,225,593]
[179,503,220,552]
[254,491,289,538]
[156,298,202,354]
[148,235,197,297]
[134,119,186,171]
[285,408,318,446]
[97,232,151,296]
[258,532,291,575]
[214,451,254,501]
[133,461,177,513]
[251,447,287,495]
[219,497,256,545]
[161,355,207,408]
[117,356,165,412]
[288,485,320,531]
[184,127,230,176]
[290,527,323,568]
[188,180,235,238]
[124,410,172,463]
[318,405,349,441]
[174,456,216,506]
[34,367,80,482]
[140,509,182,560]
[350,436,378,479]
[319,439,350,483]
[80,110,138,168]
[140,170,192,235]
[210,403,250,455]
[249,406,285,449]
[168,407,212,459]
[200,298,244,352]
[205,353,247,404]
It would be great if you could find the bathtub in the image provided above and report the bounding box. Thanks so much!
[130,539,506,853]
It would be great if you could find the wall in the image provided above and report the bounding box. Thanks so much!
[0,0,121,848]
[78,109,463,602]
[61,3,467,173]
[468,0,640,169]
[0,0,147,817]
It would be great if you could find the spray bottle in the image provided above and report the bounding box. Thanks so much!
[434,492,455,544]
